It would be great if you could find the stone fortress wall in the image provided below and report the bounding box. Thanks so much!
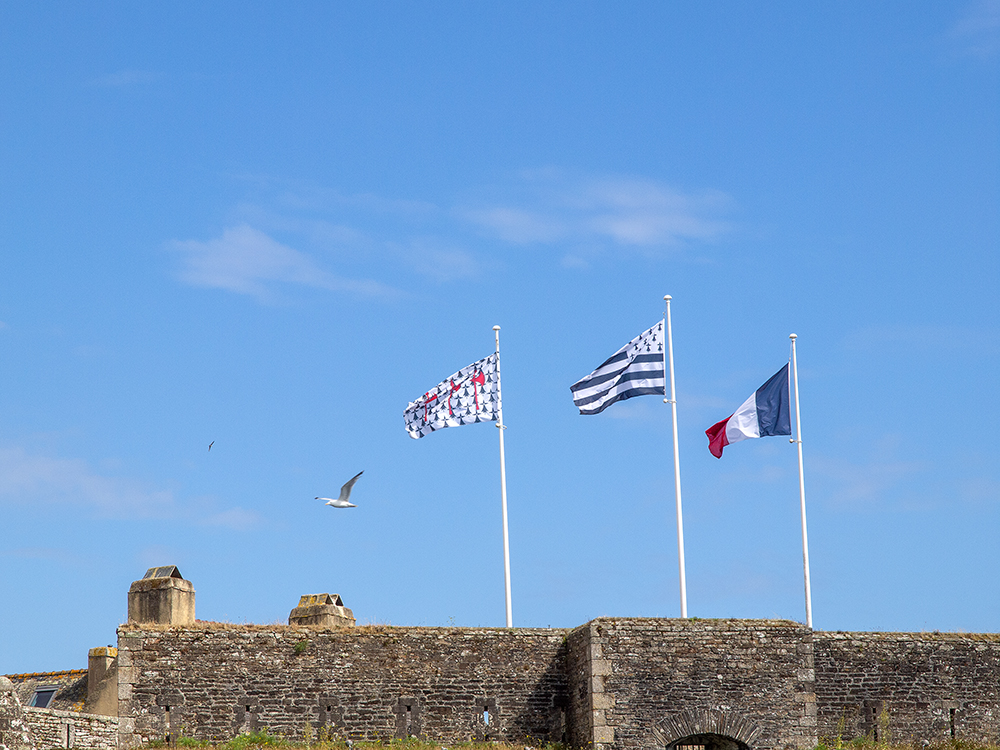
[4,567,1000,750]
[1,676,120,750]
[116,625,570,747]
[568,618,816,750]
[116,618,1000,750]
[22,706,120,750]
[812,631,1000,744]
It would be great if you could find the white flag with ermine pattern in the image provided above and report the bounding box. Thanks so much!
[403,353,500,439]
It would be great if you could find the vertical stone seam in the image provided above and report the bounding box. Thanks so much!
[116,631,138,750]
[590,621,615,749]
[797,629,819,748]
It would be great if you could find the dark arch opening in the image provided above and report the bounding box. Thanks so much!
[667,733,751,750]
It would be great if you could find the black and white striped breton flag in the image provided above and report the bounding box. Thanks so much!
[570,321,666,415]
[404,353,500,438]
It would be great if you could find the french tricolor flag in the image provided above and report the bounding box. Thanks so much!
[705,364,792,458]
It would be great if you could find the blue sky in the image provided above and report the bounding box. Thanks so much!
[1,2,998,674]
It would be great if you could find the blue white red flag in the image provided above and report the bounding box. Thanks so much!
[403,353,500,439]
[705,364,791,458]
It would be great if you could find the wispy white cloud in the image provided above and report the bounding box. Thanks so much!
[89,69,159,87]
[468,206,566,244]
[0,445,176,518]
[230,192,481,282]
[461,171,732,251]
[234,169,731,254]
[389,239,482,282]
[811,451,925,507]
[168,224,400,301]
[170,171,729,300]
[0,444,263,529]
[948,0,1000,58]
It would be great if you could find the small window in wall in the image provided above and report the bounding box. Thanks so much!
[31,688,57,708]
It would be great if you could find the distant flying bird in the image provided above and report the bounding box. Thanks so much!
[317,471,363,508]
[208,441,214,452]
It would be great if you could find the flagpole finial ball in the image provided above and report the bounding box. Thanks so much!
[493,325,501,331]
[789,333,797,340]
[664,295,671,301]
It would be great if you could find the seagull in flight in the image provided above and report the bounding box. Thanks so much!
[317,471,363,508]
[208,441,214,452]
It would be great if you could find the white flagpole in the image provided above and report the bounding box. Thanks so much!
[663,296,688,618]
[493,325,513,628]
[789,333,813,629]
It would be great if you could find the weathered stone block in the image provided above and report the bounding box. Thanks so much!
[591,659,612,676]
[593,725,615,743]
[288,594,355,628]
[127,567,195,626]
[592,693,615,710]
[0,677,35,750]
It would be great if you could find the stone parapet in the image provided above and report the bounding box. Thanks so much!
[117,624,570,748]
[127,567,195,626]
[813,631,1000,745]
[22,706,119,750]
[288,594,355,628]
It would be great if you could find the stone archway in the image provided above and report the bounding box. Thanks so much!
[651,709,761,750]
[667,732,749,750]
